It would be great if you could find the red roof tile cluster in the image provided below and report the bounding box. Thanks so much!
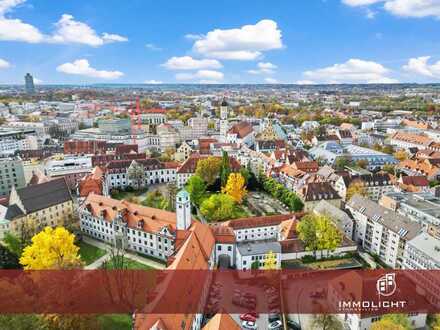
[228,121,253,138]
[223,213,299,230]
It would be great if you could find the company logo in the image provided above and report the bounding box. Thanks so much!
[338,273,406,313]
[376,273,397,297]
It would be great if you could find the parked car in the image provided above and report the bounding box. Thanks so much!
[242,320,258,329]
[268,320,283,330]
[240,313,257,322]
[269,314,281,323]
[286,319,301,330]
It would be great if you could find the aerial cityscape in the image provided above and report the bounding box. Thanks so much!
[1,0,440,330]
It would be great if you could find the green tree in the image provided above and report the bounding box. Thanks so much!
[0,244,21,269]
[3,232,25,257]
[127,161,145,189]
[142,190,169,210]
[311,315,343,330]
[383,164,396,175]
[297,214,341,255]
[297,214,319,253]
[334,156,351,170]
[220,150,231,187]
[186,175,206,206]
[200,194,235,221]
[195,156,222,186]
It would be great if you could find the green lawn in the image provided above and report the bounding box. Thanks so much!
[98,314,132,330]
[102,256,154,270]
[77,241,106,265]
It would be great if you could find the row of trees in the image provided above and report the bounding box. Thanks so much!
[260,176,304,212]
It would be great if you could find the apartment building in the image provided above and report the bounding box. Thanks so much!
[403,232,440,309]
[335,173,394,201]
[0,157,26,196]
[380,191,440,228]
[346,195,421,268]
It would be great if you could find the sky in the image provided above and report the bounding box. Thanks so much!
[1,0,440,84]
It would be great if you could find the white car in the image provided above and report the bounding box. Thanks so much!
[268,320,282,330]
[242,320,258,329]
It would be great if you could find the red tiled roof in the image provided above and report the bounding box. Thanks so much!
[223,213,300,230]
[401,175,429,187]
[228,121,253,138]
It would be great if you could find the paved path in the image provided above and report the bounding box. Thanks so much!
[83,236,166,270]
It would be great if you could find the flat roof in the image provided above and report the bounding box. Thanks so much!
[236,240,281,256]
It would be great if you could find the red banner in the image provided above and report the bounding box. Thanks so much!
[0,270,438,314]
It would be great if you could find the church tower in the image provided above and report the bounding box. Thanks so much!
[176,189,191,230]
[220,99,229,142]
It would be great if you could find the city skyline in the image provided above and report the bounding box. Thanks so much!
[1,0,440,85]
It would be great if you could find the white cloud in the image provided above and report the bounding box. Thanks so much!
[49,14,127,46]
[0,1,126,45]
[343,0,440,18]
[193,19,283,60]
[144,79,163,84]
[248,62,278,75]
[0,8,44,42]
[145,43,162,51]
[403,56,440,78]
[175,70,224,81]
[295,80,316,85]
[365,8,377,18]
[264,78,278,84]
[0,0,25,15]
[342,0,384,6]
[184,33,203,40]
[303,58,398,83]
[56,59,123,79]
[0,58,10,69]
[102,33,128,43]
[34,78,43,84]
[384,0,440,18]
[162,56,222,70]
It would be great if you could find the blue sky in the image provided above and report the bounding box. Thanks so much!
[1,0,440,84]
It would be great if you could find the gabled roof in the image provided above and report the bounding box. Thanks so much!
[301,182,340,202]
[203,314,240,330]
[228,121,253,138]
[14,177,72,214]
[83,193,179,234]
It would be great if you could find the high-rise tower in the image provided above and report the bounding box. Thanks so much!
[24,73,35,94]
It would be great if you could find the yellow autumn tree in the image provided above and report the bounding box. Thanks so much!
[394,150,409,161]
[222,172,247,204]
[346,180,368,201]
[20,227,82,270]
[262,250,278,270]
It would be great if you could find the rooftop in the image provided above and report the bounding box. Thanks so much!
[407,232,440,264]
[236,240,281,256]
